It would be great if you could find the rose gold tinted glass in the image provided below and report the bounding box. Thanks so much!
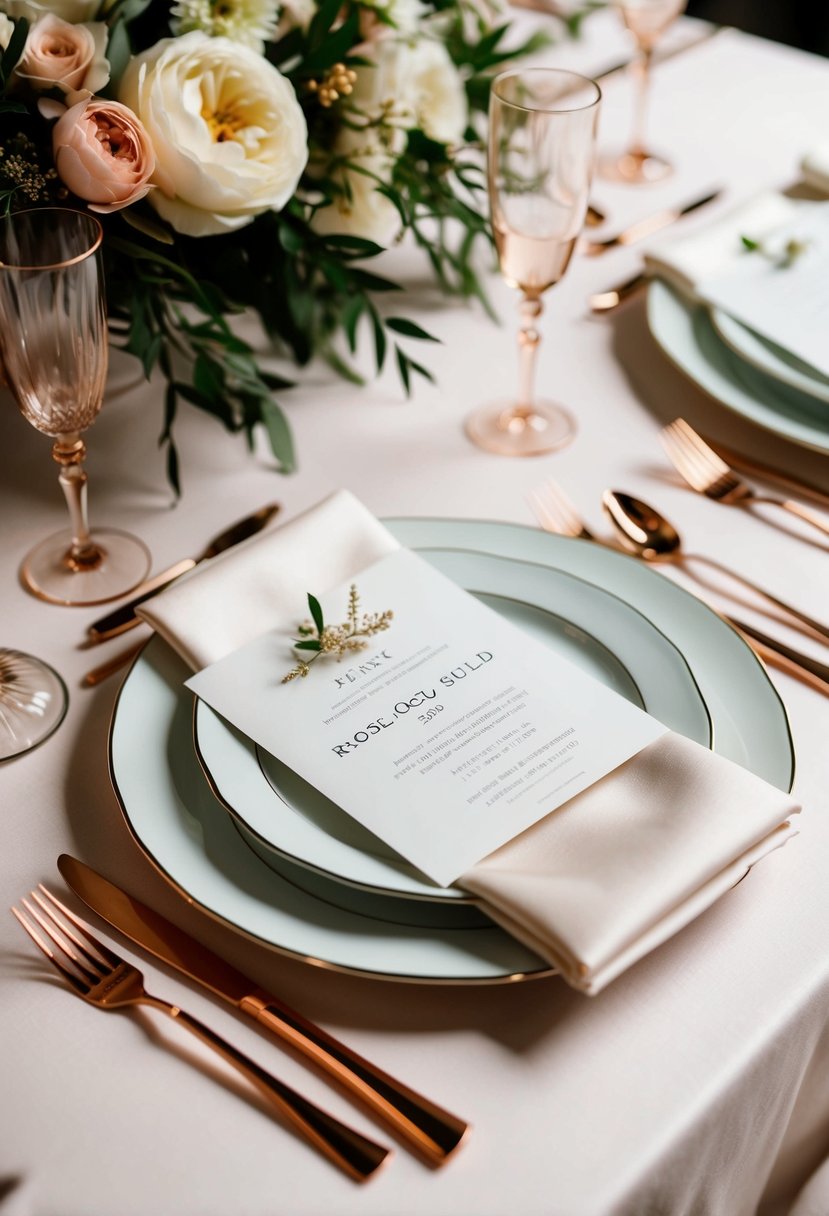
[0,208,150,605]
[464,70,601,456]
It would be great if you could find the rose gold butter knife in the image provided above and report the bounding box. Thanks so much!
[57,855,470,1165]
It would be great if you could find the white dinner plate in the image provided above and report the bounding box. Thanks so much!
[647,279,829,454]
[195,551,712,905]
[110,521,794,984]
[710,306,829,405]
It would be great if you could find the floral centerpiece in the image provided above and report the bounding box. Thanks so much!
[0,0,577,490]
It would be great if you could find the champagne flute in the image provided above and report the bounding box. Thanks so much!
[0,208,150,605]
[465,69,601,457]
[599,0,687,185]
[0,649,67,761]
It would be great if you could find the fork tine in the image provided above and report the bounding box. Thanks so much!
[666,419,730,476]
[661,428,710,490]
[36,885,121,969]
[11,905,90,994]
[21,895,103,987]
[31,888,113,974]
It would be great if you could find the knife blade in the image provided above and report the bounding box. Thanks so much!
[86,503,281,644]
[580,189,721,256]
[589,271,648,313]
[57,854,469,1164]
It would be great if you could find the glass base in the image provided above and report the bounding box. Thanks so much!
[19,527,151,606]
[598,148,673,185]
[0,649,68,760]
[464,401,576,457]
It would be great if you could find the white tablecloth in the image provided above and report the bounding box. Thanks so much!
[3,14,829,1216]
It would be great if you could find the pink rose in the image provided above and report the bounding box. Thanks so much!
[17,15,109,94]
[53,98,157,214]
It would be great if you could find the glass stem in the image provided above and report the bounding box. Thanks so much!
[516,293,543,415]
[52,434,103,571]
[630,45,653,158]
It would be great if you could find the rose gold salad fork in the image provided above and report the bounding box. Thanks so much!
[661,418,829,539]
[11,887,390,1182]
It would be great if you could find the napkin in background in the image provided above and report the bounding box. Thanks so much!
[644,190,829,378]
[139,491,799,995]
[802,144,829,195]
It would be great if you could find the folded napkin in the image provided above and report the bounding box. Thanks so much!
[643,191,803,299]
[140,491,799,995]
[802,144,829,195]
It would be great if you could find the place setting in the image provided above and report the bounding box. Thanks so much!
[4,1,829,1210]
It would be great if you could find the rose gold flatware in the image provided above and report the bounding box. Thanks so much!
[529,480,829,696]
[589,270,647,313]
[86,503,281,644]
[82,639,145,687]
[57,855,470,1166]
[705,441,829,511]
[11,885,391,1182]
[603,490,829,644]
[579,190,720,256]
[661,418,829,538]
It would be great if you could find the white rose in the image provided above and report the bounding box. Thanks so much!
[312,131,400,246]
[358,0,424,40]
[0,11,13,44]
[2,0,100,24]
[15,15,109,94]
[351,37,467,147]
[119,32,308,237]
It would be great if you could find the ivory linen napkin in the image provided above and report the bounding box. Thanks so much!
[140,491,799,995]
[642,190,803,298]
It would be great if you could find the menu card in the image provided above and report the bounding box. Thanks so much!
[188,549,666,886]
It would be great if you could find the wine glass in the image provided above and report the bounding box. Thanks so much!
[464,69,601,457]
[0,208,150,605]
[0,649,67,761]
[599,0,687,185]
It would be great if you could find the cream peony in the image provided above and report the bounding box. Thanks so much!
[349,36,467,147]
[0,11,13,44]
[16,15,109,94]
[312,131,400,246]
[119,32,308,236]
[2,0,101,24]
[52,96,156,212]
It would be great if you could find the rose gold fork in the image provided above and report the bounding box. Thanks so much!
[11,887,390,1183]
[528,481,598,541]
[661,418,829,539]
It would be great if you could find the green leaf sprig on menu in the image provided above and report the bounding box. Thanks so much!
[283,585,393,683]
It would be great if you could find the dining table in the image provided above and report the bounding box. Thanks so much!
[3,7,829,1215]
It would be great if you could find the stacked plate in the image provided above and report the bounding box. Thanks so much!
[109,520,795,985]
[648,279,829,453]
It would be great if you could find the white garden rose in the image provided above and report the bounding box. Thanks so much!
[2,0,101,24]
[0,11,13,44]
[350,36,467,147]
[312,130,400,246]
[119,31,308,237]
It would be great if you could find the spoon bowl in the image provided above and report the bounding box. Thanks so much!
[602,488,829,646]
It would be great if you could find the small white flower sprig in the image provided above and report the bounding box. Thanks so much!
[740,233,811,268]
[282,584,393,683]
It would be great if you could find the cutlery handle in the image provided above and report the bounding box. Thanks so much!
[82,640,145,687]
[87,559,197,643]
[589,272,647,313]
[751,496,829,540]
[152,999,390,1181]
[241,992,469,1165]
[728,618,829,696]
[688,553,829,647]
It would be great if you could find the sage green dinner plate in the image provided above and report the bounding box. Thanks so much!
[109,520,793,984]
[647,278,829,454]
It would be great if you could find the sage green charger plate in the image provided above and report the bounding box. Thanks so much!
[647,278,829,454]
[110,520,793,984]
[195,549,711,905]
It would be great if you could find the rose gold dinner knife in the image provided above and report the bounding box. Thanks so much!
[57,854,470,1166]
